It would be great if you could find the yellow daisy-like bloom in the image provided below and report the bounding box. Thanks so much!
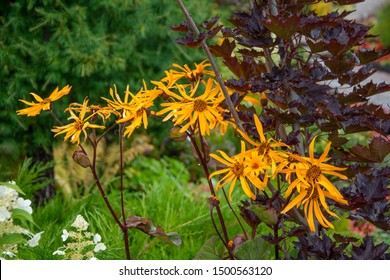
[17,85,72,116]
[244,151,270,187]
[67,103,118,122]
[157,78,225,136]
[209,142,265,200]
[282,183,348,231]
[280,136,348,198]
[52,98,105,144]
[102,85,160,138]
[162,60,215,84]
[238,114,289,175]
[279,136,348,231]
[276,152,306,182]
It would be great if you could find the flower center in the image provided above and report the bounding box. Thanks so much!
[251,162,260,169]
[258,142,270,156]
[74,120,85,131]
[306,165,322,182]
[136,108,144,117]
[89,105,101,111]
[287,155,299,164]
[41,98,51,104]
[305,185,320,200]
[194,99,207,112]
[231,162,244,177]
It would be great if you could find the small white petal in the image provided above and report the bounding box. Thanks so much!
[14,198,33,214]
[61,229,69,242]
[71,215,89,231]
[93,234,101,244]
[53,250,65,256]
[94,243,106,253]
[0,206,11,222]
[27,231,44,247]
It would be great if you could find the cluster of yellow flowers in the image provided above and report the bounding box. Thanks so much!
[17,60,348,232]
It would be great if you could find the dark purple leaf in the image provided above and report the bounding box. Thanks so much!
[201,16,220,30]
[351,236,389,260]
[357,47,390,65]
[349,137,390,163]
[170,21,190,32]
[261,14,301,40]
[175,32,206,48]
[207,25,223,39]
[209,38,236,57]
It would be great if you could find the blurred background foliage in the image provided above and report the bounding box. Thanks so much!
[0,0,236,184]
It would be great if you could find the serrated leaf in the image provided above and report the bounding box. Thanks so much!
[261,14,301,40]
[0,233,26,246]
[207,25,223,39]
[209,38,236,57]
[0,181,26,195]
[351,236,389,260]
[170,21,190,32]
[201,16,220,30]
[235,236,271,260]
[357,47,390,65]
[349,137,390,163]
[12,208,34,223]
[194,236,224,260]
[175,32,206,49]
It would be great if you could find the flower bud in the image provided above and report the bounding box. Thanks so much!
[72,150,91,168]
[169,126,187,142]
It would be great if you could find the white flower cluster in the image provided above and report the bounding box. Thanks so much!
[53,214,106,260]
[0,181,43,260]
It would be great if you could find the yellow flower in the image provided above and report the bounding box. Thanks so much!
[17,85,71,116]
[102,84,159,138]
[162,60,215,84]
[280,136,348,198]
[210,142,264,200]
[282,183,348,231]
[52,98,105,144]
[244,151,270,187]
[67,103,118,122]
[238,114,289,175]
[157,78,225,136]
[280,136,348,232]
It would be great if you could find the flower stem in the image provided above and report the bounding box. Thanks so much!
[119,124,131,260]
[88,140,131,259]
[176,0,245,133]
[187,130,234,259]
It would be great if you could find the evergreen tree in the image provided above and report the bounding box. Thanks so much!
[0,0,217,193]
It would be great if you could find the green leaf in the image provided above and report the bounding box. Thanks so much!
[0,182,26,195]
[235,236,271,260]
[0,233,26,246]
[12,208,34,224]
[249,204,278,226]
[125,216,182,247]
[194,236,224,260]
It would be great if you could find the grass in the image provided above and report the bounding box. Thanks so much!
[16,155,250,260]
